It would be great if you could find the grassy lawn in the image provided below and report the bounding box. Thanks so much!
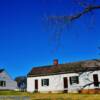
[0,91,100,100]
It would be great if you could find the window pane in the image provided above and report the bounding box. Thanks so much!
[41,79,49,86]
[0,81,6,87]
[70,76,79,85]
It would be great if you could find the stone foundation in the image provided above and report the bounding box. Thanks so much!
[79,89,100,94]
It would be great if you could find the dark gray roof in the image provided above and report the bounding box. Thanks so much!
[27,59,100,77]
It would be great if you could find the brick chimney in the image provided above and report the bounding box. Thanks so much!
[53,59,58,66]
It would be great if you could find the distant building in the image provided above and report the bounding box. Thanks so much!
[0,69,17,90]
[27,59,100,93]
[15,76,27,91]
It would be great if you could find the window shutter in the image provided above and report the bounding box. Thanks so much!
[70,77,72,85]
[76,76,79,84]
[47,79,49,86]
[41,79,43,86]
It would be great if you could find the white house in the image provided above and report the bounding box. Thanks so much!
[27,59,100,93]
[0,69,17,90]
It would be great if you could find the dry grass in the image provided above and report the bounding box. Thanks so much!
[0,91,100,100]
[30,93,100,100]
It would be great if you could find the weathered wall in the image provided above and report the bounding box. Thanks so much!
[79,70,100,89]
[27,73,79,93]
[27,70,100,93]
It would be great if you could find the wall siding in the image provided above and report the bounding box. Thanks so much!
[0,71,17,90]
[27,73,79,93]
[27,70,100,93]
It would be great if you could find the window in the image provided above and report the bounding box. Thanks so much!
[70,76,79,85]
[41,79,49,86]
[0,81,6,87]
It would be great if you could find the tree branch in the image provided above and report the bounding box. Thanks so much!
[49,5,100,21]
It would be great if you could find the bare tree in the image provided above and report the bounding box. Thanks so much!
[49,0,100,22]
[47,0,100,56]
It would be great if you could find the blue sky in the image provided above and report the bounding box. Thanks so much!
[0,0,100,78]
